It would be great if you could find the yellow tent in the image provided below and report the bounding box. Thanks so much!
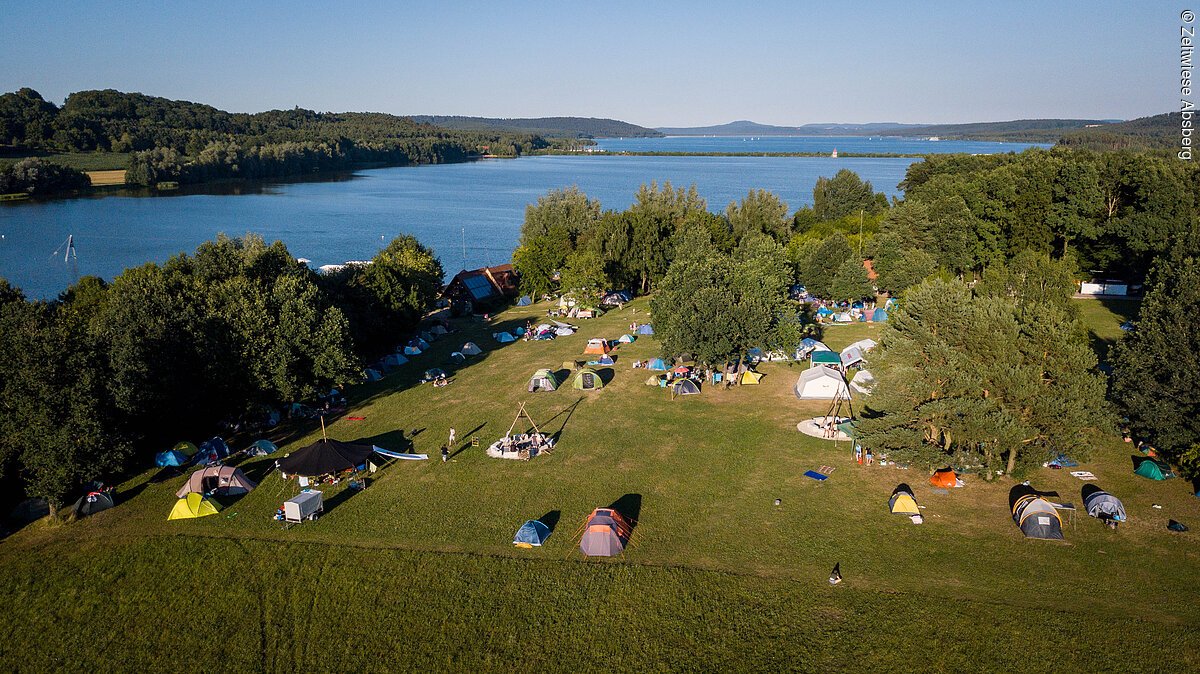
[888,489,920,515]
[168,492,223,521]
[740,371,764,385]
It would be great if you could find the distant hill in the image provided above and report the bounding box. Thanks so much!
[1057,112,1178,150]
[408,115,662,139]
[657,120,930,136]
[884,118,1121,143]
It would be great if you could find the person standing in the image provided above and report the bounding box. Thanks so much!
[448,427,456,449]
[441,445,449,463]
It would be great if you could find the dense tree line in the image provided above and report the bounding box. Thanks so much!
[0,234,442,512]
[0,157,90,195]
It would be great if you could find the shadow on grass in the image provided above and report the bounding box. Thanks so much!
[449,423,486,459]
[608,493,642,527]
[540,397,585,445]
[1007,484,1059,512]
[538,510,561,533]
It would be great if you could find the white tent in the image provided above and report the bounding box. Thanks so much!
[794,366,851,400]
[849,370,875,395]
[840,346,867,368]
[846,338,878,353]
[461,342,482,356]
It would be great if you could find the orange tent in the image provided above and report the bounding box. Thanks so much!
[579,507,632,556]
[583,338,611,355]
[929,469,957,488]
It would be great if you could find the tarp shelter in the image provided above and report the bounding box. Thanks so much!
[528,369,561,392]
[636,324,654,335]
[794,366,850,400]
[168,492,223,521]
[929,469,958,489]
[811,351,843,368]
[517,295,533,306]
[618,334,636,344]
[671,379,700,396]
[155,449,190,467]
[278,439,377,477]
[889,486,920,515]
[1084,489,1127,522]
[647,357,668,371]
[177,465,258,498]
[584,338,610,355]
[850,370,875,395]
[741,371,764,385]
[494,331,516,343]
[573,367,605,390]
[1134,457,1174,480]
[461,342,482,356]
[872,308,888,322]
[247,439,278,456]
[1012,495,1064,540]
[72,491,115,518]
[513,519,551,547]
[579,508,632,557]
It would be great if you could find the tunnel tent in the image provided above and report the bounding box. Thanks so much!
[1083,489,1127,523]
[573,367,605,391]
[513,519,551,547]
[528,369,561,392]
[1012,495,1064,540]
[176,465,258,498]
[888,486,920,515]
[579,508,633,557]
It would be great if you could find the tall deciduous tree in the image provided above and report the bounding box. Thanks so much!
[726,189,791,243]
[829,258,874,303]
[799,233,853,298]
[812,169,888,221]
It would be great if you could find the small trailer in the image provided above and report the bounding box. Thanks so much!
[283,490,324,525]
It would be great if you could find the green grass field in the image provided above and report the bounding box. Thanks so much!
[2,298,1197,672]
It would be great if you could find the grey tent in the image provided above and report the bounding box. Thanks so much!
[461,342,483,356]
[1083,489,1127,523]
[176,465,258,498]
[72,491,115,518]
[528,368,561,392]
[579,508,633,557]
[1012,495,1064,540]
[671,379,700,396]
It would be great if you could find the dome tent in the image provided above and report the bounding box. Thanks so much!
[513,519,551,547]
[671,379,700,396]
[579,508,632,557]
[573,367,605,391]
[461,342,483,356]
[1012,494,1064,540]
[528,369,561,392]
[168,492,223,521]
[888,485,920,515]
[793,366,850,400]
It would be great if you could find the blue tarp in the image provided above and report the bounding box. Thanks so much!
[1047,454,1078,468]
[804,470,828,481]
[816,306,834,316]
[513,519,551,546]
[636,324,655,335]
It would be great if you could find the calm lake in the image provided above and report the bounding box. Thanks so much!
[0,137,1043,299]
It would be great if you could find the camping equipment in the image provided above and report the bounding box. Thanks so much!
[277,438,377,477]
[929,469,959,489]
[579,508,633,557]
[671,379,700,397]
[794,366,851,400]
[1012,495,1064,540]
[1134,457,1174,480]
[889,486,920,515]
[573,366,605,390]
[461,342,482,356]
[72,490,115,518]
[513,519,552,547]
[168,492,223,521]
[1083,489,1127,523]
[283,490,324,524]
[528,368,561,392]
[177,465,257,498]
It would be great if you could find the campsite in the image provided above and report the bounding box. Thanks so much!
[0,295,1198,670]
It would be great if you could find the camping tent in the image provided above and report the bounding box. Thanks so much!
[528,369,561,392]
[1012,495,1064,540]
[419,330,435,343]
[671,379,700,396]
[176,465,258,498]
[795,338,831,360]
[247,439,278,456]
[72,491,115,518]
[168,492,223,521]
[1083,489,1127,522]
[811,351,843,369]
[872,308,888,322]
[517,295,533,306]
[403,345,423,356]
[1134,457,1173,480]
[513,519,551,547]
[173,441,199,457]
[647,358,668,371]
[596,354,615,366]
[584,338,610,355]
[193,437,229,464]
[618,334,636,344]
[645,374,666,386]
[840,346,866,369]
[636,324,654,335]
[889,486,920,515]
[430,324,448,336]
[461,342,482,356]
[740,371,764,385]
[579,508,632,557]
[929,469,958,489]
[364,368,382,381]
[277,439,377,477]
[155,449,190,467]
[849,370,875,395]
[793,366,850,400]
[847,338,878,353]
[602,290,632,306]
[834,312,854,323]
[573,367,605,390]
[494,331,516,343]
[816,306,834,317]
[449,352,466,364]
[411,338,431,350]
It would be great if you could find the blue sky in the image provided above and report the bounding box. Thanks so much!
[0,1,1176,126]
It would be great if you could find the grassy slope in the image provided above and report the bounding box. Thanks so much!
[1,299,1197,671]
[0,152,131,171]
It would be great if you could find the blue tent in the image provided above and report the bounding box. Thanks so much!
[647,357,668,371]
[596,354,615,365]
[816,306,834,316]
[872,308,888,322]
[494,331,516,343]
[247,439,279,456]
[196,437,230,464]
[513,519,551,547]
[155,449,189,467]
[747,347,765,360]
[513,326,526,336]
[1047,454,1078,468]
[637,324,655,335]
[517,295,533,306]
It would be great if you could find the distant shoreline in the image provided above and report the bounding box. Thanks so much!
[533,149,930,158]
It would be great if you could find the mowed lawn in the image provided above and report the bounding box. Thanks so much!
[1,298,1198,672]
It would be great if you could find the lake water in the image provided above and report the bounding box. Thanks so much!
[0,137,1043,299]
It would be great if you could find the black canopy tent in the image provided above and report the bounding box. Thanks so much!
[277,439,377,477]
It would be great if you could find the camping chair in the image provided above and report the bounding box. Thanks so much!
[471,437,481,448]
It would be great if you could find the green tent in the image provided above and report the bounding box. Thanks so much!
[528,369,561,392]
[811,351,842,367]
[1134,457,1174,480]
[573,366,605,391]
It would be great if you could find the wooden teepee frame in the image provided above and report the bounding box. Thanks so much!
[505,402,542,438]
[822,395,855,443]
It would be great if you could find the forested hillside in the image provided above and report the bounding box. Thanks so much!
[408,115,661,138]
[1057,112,1180,150]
